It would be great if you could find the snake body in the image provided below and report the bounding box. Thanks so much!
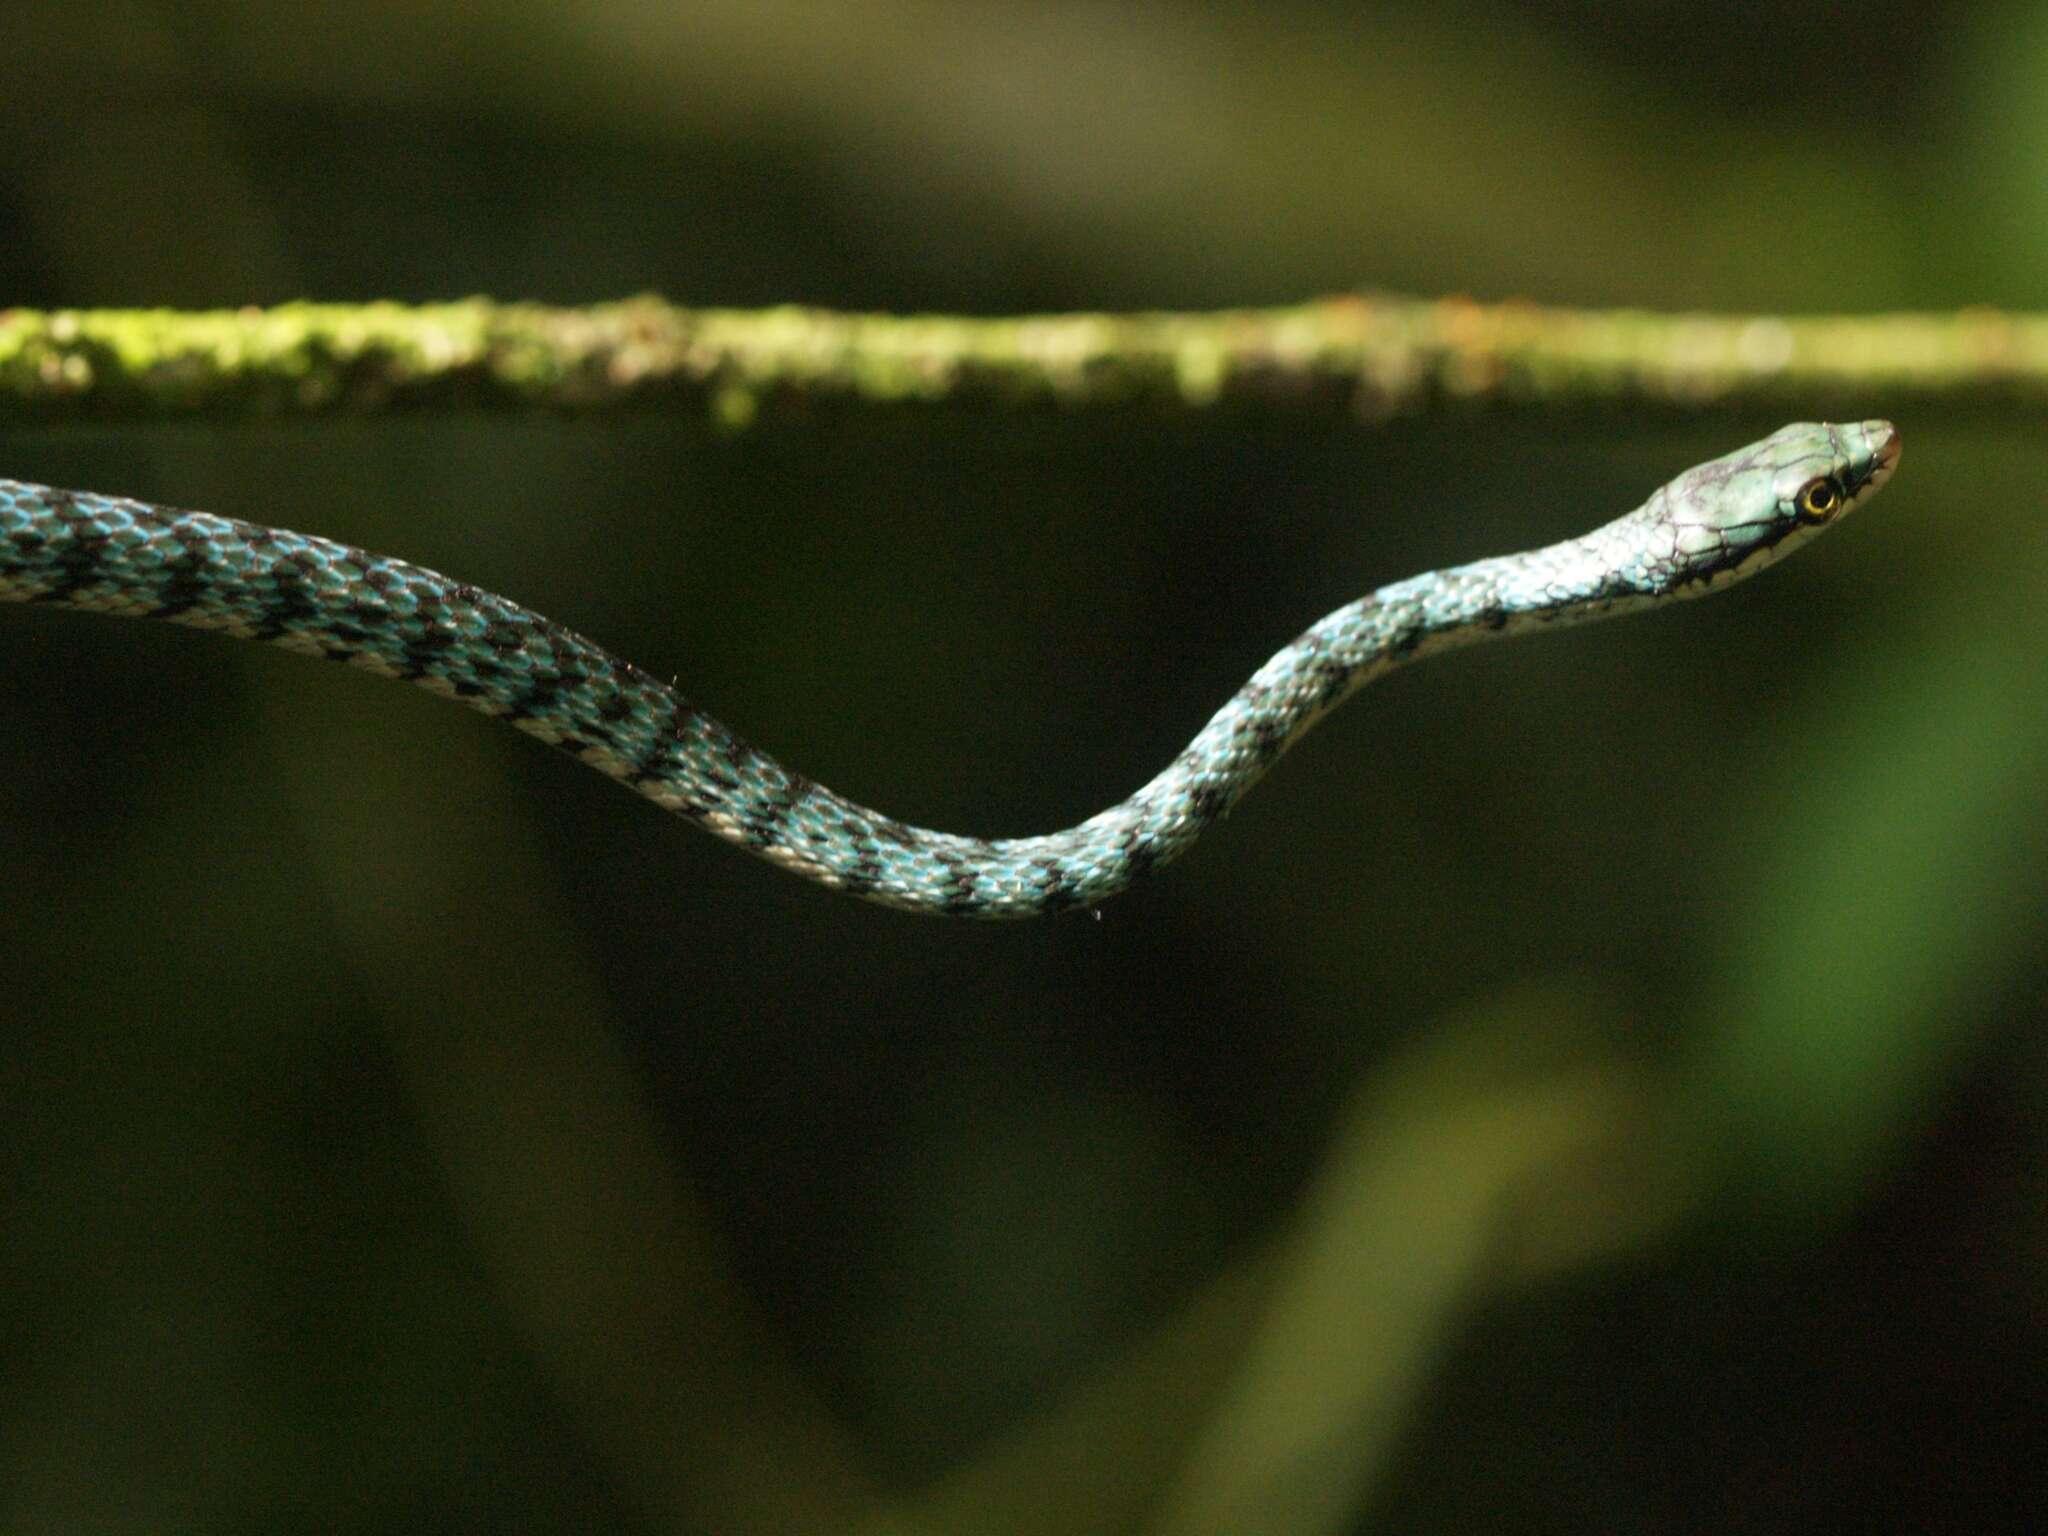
[0,421,1897,916]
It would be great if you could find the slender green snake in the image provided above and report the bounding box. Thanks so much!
[0,420,1897,916]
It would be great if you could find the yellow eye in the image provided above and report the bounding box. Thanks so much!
[1798,478,1841,520]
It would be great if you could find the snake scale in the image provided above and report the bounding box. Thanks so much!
[0,421,1897,916]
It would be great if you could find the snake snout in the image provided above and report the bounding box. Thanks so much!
[1849,419,1900,493]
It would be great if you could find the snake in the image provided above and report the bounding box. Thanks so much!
[0,420,1897,917]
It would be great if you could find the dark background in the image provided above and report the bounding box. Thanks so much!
[2,2,2044,1532]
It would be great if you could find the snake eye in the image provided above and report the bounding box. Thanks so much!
[1797,478,1841,521]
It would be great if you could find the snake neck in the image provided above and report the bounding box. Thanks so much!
[964,526,1652,914]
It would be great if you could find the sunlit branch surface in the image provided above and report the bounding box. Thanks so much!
[0,294,2031,426]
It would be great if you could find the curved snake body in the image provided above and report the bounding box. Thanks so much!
[0,421,1897,916]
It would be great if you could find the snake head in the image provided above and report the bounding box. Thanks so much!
[1653,419,1898,594]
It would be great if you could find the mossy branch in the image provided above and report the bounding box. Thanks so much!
[0,294,2034,427]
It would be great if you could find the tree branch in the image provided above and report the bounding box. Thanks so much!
[0,294,2032,426]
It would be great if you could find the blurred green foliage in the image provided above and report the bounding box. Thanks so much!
[2,2,2045,1532]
